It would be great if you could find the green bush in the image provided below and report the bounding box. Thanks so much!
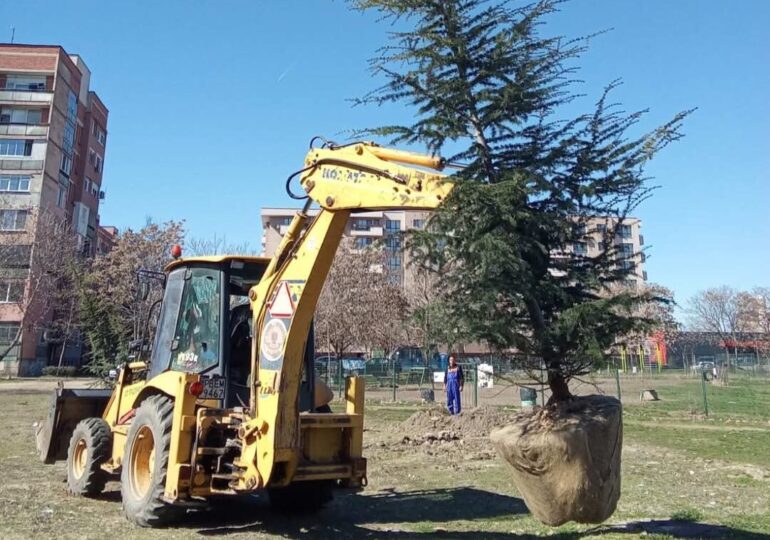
[41,366,77,378]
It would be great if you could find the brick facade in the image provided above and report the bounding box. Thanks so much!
[0,44,110,375]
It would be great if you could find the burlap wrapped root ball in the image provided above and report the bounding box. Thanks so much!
[490,395,622,526]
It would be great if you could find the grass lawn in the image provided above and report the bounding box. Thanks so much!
[0,376,768,539]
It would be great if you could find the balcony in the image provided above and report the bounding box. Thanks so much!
[0,89,53,105]
[0,124,48,137]
[0,159,44,171]
[350,226,383,237]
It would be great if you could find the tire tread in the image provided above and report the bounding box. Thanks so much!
[121,395,180,527]
[66,417,112,496]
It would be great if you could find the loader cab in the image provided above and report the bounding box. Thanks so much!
[146,255,318,410]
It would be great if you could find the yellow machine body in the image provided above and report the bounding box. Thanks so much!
[36,140,453,520]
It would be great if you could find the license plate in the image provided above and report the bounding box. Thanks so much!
[200,376,225,400]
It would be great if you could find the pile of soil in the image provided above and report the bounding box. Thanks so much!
[397,406,518,449]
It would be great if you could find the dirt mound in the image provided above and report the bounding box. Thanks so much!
[399,405,518,440]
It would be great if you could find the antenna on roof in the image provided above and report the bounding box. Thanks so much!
[10,26,15,44]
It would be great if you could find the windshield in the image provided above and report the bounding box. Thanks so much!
[170,267,222,373]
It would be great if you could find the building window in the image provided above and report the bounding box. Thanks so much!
[63,122,76,150]
[619,243,634,257]
[3,75,45,91]
[385,219,401,233]
[573,242,587,256]
[620,260,635,272]
[617,224,632,239]
[412,219,425,229]
[58,174,70,209]
[0,280,23,303]
[60,153,72,176]
[0,139,32,156]
[354,237,374,249]
[576,223,587,236]
[56,185,67,208]
[352,218,377,231]
[0,210,27,231]
[84,177,99,197]
[596,223,607,234]
[67,91,77,119]
[385,236,401,251]
[387,255,402,270]
[278,217,292,226]
[94,124,106,145]
[0,108,42,124]
[0,175,30,192]
[0,323,20,343]
[0,244,31,268]
[89,149,103,172]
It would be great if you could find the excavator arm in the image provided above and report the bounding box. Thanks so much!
[234,140,452,490]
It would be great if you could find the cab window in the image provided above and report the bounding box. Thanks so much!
[170,267,222,373]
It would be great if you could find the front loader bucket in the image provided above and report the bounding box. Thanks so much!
[35,387,112,464]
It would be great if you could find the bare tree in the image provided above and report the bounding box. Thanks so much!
[361,262,407,357]
[687,286,749,378]
[403,260,461,361]
[80,220,185,375]
[186,234,257,256]
[734,288,770,334]
[0,204,80,367]
[608,282,678,343]
[47,244,87,369]
[314,240,406,357]
[735,288,770,365]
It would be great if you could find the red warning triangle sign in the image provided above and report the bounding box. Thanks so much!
[269,281,295,318]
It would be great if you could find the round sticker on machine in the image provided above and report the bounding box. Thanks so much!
[261,318,288,362]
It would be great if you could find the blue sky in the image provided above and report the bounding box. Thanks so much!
[2,0,769,310]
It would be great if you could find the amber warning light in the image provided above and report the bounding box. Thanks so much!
[171,244,182,259]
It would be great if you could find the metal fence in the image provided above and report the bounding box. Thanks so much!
[317,356,770,418]
[315,358,482,408]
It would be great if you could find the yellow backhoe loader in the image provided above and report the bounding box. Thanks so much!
[35,138,453,526]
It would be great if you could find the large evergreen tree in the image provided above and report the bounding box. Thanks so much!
[354,0,691,402]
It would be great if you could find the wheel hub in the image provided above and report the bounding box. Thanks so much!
[129,425,155,499]
[72,438,88,479]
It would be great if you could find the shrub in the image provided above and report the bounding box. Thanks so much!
[41,366,78,378]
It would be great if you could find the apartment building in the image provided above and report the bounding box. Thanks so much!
[96,225,118,256]
[0,44,110,375]
[563,216,647,283]
[262,208,432,286]
[261,209,646,285]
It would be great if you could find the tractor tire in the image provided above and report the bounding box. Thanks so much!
[120,395,180,527]
[66,417,112,496]
[268,480,334,514]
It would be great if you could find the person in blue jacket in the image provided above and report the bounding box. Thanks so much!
[443,355,464,415]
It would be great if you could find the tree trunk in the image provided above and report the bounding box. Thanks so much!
[56,336,69,370]
[547,362,572,404]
